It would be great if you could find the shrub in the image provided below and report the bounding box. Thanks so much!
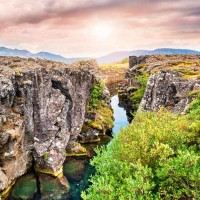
[89,82,104,109]
[82,109,200,200]
[187,95,200,121]
[187,95,200,145]
[156,149,200,199]
[116,110,196,166]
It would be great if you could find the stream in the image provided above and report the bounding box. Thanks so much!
[111,95,129,135]
[9,95,129,200]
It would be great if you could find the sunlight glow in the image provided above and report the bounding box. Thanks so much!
[91,22,113,40]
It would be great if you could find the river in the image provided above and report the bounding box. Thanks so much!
[111,95,129,135]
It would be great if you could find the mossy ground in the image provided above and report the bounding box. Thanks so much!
[135,58,200,80]
[99,60,128,94]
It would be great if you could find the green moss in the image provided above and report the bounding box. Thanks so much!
[34,165,63,177]
[1,183,15,200]
[187,95,200,135]
[43,152,49,161]
[188,90,200,98]
[86,105,113,132]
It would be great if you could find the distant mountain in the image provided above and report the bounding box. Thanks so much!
[1,47,200,64]
[0,47,32,57]
[97,48,200,64]
[0,47,87,64]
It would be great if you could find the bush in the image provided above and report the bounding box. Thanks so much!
[89,82,104,109]
[157,149,200,199]
[187,95,200,120]
[82,109,200,200]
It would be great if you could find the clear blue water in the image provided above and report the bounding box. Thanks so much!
[111,95,129,135]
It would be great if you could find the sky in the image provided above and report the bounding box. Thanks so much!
[0,0,200,57]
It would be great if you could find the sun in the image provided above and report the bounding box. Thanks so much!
[91,22,113,40]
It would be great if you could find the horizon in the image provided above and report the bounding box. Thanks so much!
[1,46,200,59]
[0,0,200,57]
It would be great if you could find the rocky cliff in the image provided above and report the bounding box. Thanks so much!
[139,71,200,113]
[0,57,110,197]
[119,55,200,120]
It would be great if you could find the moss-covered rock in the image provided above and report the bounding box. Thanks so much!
[63,159,86,182]
[34,165,63,178]
[80,80,114,144]
[80,103,113,144]
[10,174,37,200]
[39,173,70,200]
[87,105,113,132]
[66,142,88,157]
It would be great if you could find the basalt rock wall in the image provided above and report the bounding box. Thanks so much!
[0,57,98,194]
[119,55,200,120]
[139,71,200,113]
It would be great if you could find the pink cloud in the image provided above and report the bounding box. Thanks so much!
[0,0,200,57]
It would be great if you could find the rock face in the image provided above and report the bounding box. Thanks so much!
[119,55,200,120]
[139,71,200,113]
[0,57,98,194]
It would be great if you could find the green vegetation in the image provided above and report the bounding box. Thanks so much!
[11,175,37,200]
[187,94,200,120]
[43,152,49,161]
[85,81,113,134]
[187,95,200,136]
[86,105,113,131]
[130,73,149,115]
[82,97,200,199]
[89,82,104,109]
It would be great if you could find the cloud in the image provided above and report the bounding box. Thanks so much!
[0,0,200,56]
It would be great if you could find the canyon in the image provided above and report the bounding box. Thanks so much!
[0,54,200,199]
